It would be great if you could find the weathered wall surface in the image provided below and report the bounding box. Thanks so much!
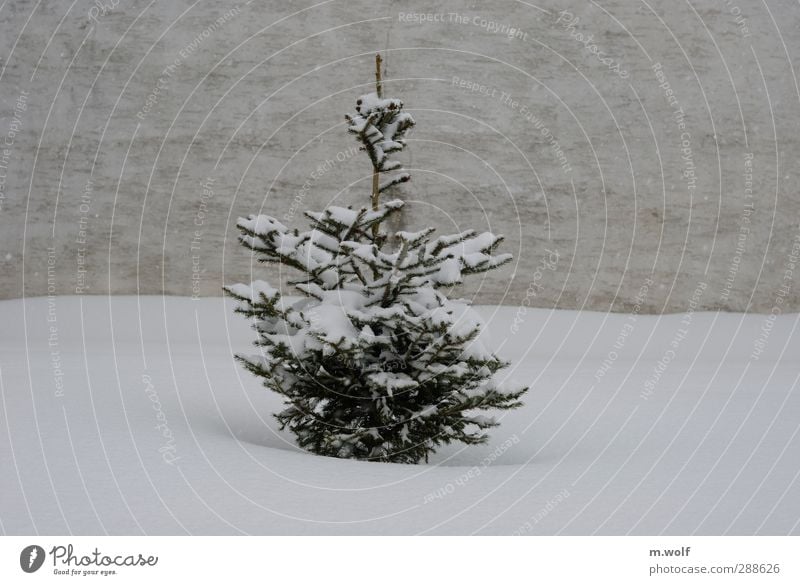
[1,0,798,313]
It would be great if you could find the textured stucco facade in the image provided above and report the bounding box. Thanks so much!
[1,0,798,313]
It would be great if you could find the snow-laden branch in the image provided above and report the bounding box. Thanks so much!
[346,92,415,196]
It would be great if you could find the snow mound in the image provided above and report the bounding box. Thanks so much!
[1,296,797,535]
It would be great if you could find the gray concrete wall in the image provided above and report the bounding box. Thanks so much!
[1,0,798,313]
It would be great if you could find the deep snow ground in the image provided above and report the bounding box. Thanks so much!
[1,296,798,535]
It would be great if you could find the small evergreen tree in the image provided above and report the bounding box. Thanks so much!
[225,55,527,464]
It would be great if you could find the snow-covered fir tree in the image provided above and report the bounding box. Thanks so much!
[225,55,527,464]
